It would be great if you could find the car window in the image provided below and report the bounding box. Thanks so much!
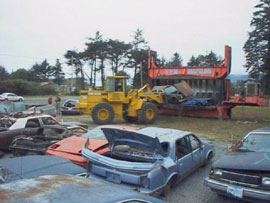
[64,101,76,108]
[238,133,270,153]
[82,126,106,140]
[25,119,40,128]
[175,136,190,160]
[189,135,200,151]
[161,142,169,157]
[41,117,58,125]
[164,86,178,94]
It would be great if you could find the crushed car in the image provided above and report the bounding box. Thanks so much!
[152,81,193,104]
[82,127,215,196]
[0,155,85,183]
[204,127,270,202]
[47,125,139,168]
[9,125,88,156]
[0,175,166,203]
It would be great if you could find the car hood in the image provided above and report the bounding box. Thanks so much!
[101,128,165,156]
[48,136,108,154]
[213,151,270,171]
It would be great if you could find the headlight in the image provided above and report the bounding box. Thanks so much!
[213,169,223,176]
[262,177,270,186]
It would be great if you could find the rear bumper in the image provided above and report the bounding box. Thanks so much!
[204,177,270,201]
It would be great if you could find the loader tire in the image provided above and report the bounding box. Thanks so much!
[138,102,157,124]
[92,103,114,125]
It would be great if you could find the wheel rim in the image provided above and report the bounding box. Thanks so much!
[145,109,154,120]
[97,109,109,120]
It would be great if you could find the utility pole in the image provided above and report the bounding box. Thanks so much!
[140,62,143,87]
[71,56,74,90]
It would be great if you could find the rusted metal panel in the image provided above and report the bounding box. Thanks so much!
[174,81,194,97]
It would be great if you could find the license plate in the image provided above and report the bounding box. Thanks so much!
[106,172,120,184]
[227,185,243,198]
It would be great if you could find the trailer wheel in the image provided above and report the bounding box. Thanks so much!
[138,102,157,124]
[92,103,114,125]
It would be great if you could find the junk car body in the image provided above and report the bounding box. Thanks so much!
[0,175,166,203]
[82,127,215,195]
[204,127,270,202]
[61,99,81,115]
[9,115,88,130]
[0,155,85,183]
[47,125,140,168]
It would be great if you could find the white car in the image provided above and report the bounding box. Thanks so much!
[9,115,88,130]
[0,93,24,102]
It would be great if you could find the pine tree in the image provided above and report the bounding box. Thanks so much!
[243,0,270,94]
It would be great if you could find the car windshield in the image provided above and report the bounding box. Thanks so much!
[164,86,178,94]
[237,133,270,153]
[82,126,106,140]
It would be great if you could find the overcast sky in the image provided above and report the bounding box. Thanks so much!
[0,0,259,77]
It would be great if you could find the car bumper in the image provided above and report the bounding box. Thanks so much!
[204,177,270,201]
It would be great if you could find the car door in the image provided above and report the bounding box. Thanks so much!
[188,134,203,169]
[175,136,193,178]
[9,94,17,101]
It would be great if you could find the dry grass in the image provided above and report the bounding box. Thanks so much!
[58,106,270,143]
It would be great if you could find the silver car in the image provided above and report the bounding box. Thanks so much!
[82,127,215,196]
[0,93,24,102]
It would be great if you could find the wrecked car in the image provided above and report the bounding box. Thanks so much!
[82,127,215,196]
[204,127,270,202]
[9,114,88,130]
[0,155,85,183]
[47,125,139,168]
[0,127,41,151]
[0,175,166,203]
[61,99,81,115]
[9,125,88,156]
[152,81,193,104]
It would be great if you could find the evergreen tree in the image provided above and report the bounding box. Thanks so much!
[167,52,183,67]
[52,59,65,85]
[30,60,53,82]
[243,0,270,94]
[0,65,9,81]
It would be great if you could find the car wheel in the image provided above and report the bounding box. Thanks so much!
[18,98,23,102]
[92,103,114,125]
[203,151,214,166]
[161,178,173,197]
[137,102,158,124]
[4,98,8,101]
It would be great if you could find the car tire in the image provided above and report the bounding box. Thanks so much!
[4,98,8,101]
[137,102,157,124]
[203,151,214,166]
[18,98,23,102]
[161,178,174,197]
[92,103,114,125]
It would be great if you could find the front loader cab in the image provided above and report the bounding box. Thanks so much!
[105,76,128,97]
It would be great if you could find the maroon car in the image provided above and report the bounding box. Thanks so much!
[0,128,41,150]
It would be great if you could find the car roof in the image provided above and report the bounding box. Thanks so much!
[0,175,166,203]
[138,127,191,142]
[250,127,270,133]
[17,114,54,120]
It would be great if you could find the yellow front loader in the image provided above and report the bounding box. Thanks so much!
[77,76,163,125]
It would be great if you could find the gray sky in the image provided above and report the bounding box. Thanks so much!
[0,0,259,77]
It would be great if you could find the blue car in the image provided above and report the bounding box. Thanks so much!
[0,174,167,203]
[0,155,85,183]
[82,127,215,196]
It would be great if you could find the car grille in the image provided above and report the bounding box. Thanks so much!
[221,170,261,185]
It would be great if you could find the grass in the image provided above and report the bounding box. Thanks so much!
[58,106,270,144]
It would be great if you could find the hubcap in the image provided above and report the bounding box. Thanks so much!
[145,109,154,120]
[98,109,109,120]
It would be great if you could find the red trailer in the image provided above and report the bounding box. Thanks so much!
[148,46,268,119]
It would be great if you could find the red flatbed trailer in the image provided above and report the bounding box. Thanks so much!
[148,46,268,119]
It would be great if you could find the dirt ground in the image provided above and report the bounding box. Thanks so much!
[58,106,270,143]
